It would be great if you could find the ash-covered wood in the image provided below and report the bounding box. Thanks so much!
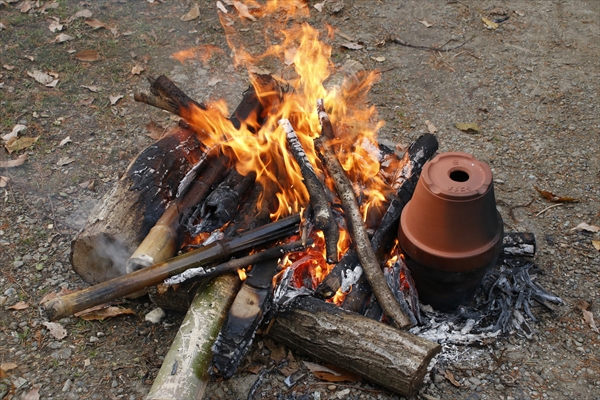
[314,99,413,329]
[280,118,339,263]
[268,296,441,397]
[500,232,536,258]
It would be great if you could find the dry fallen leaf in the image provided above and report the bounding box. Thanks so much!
[0,154,28,168]
[0,22,6,31]
[534,185,579,203]
[425,120,438,134]
[593,240,600,251]
[570,222,600,233]
[0,176,9,187]
[59,136,72,146]
[313,2,324,12]
[2,124,27,141]
[20,1,32,13]
[216,1,228,13]
[341,42,363,50]
[109,94,124,105]
[145,120,167,140]
[78,305,135,321]
[444,370,461,387]
[233,1,257,21]
[9,301,29,310]
[57,156,75,166]
[131,64,145,75]
[42,321,67,339]
[81,84,99,92]
[3,64,16,71]
[54,33,75,43]
[27,70,54,85]
[22,385,40,400]
[0,362,18,371]
[482,17,499,29]
[68,9,92,23]
[181,4,200,21]
[303,361,360,382]
[418,19,433,28]
[5,136,39,153]
[582,309,599,333]
[455,122,480,133]
[264,338,286,363]
[74,50,100,62]
[207,76,222,86]
[49,20,63,32]
[85,18,105,29]
[371,56,386,62]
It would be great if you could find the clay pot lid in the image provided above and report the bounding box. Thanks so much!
[422,152,493,200]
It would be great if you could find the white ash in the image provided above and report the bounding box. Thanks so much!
[340,266,362,293]
[503,244,535,256]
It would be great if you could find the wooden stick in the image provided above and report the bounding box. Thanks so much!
[146,274,240,400]
[268,296,441,397]
[314,99,413,329]
[279,118,339,263]
[44,214,300,321]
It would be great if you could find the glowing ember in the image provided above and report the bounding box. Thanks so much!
[237,268,247,280]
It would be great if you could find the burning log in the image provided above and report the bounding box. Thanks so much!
[268,296,441,397]
[146,274,240,400]
[279,118,339,263]
[44,214,300,321]
[315,133,439,299]
[315,99,413,329]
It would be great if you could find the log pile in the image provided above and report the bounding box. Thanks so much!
[49,75,450,398]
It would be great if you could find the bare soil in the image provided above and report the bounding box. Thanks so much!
[1,1,599,400]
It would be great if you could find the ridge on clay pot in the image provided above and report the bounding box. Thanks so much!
[398,152,503,310]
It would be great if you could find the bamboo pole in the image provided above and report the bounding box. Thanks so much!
[146,274,240,400]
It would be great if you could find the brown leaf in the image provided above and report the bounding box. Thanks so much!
[131,64,144,75]
[20,1,32,13]
[418,20,433,28]
[0,176,9,187]
[22,385,40,400]
[264,338,286,362]
[57,156,75,166]
[575,300,591,311]
[77,306,135,321]
[8,301,29,310]
[81,85,100,92]
[0,154,28,168]
[570,222,600,233]
[85,18,105,29]
[534,185,579,203]
[245,365,263,374]
[5,136,39,153]
[582,309,599,333]
[482,17,499,30]
[181,5,200,21]
[68,9,92,23]
[303,361,360,382]
[54,33,74,43]
[444,370,461,387]
[425,120,438,134]
[593,240,600,251]
[0,362,18,371]
[109,94,124,105]
[42,321,67,340]
[74,50,100,62]
[145,120,167,140]
[48,20,63,32]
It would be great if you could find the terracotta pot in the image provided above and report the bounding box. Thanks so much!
[398,152,503,310]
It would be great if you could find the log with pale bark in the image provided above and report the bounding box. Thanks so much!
[268,296,441,397]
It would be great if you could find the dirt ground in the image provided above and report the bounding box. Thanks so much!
[1,1,599,399]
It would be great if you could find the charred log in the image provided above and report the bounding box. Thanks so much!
[268,296,441,397]
[315,99,413,329]
[280,118,339,263]
[134,75,207,117]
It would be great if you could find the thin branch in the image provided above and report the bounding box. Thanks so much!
[387,34,475,52]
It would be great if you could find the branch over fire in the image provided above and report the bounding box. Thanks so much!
[279,118,339,263]
[314,99,414,329]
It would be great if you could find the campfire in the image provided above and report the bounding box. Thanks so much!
[41,2,562,398]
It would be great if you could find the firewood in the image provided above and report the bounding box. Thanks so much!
[134,75,207,117]
[70,127,206,285]
[314,99,414,329]
[268,296,441,397]
[44,214,300,321]
[146,274,241,400]
[279,118,339,263]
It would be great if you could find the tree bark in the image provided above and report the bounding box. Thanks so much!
[268,296,441,398]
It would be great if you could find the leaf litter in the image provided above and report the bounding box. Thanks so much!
[534,185,578,203]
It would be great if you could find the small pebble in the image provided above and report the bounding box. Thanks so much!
[145,308,166,323]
